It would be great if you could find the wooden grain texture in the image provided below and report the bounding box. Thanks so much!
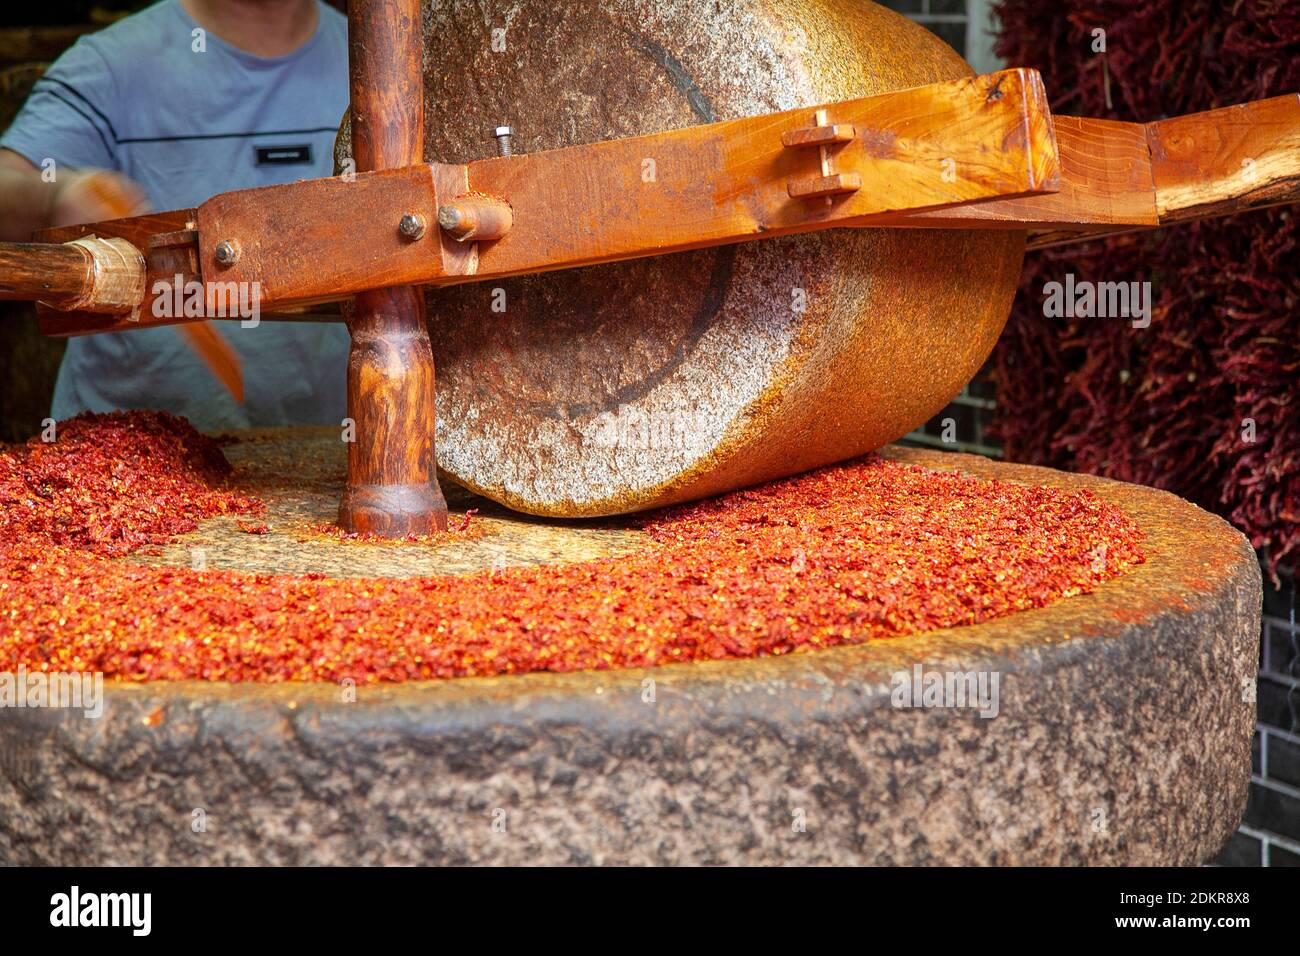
[193,69,1056,304]
[33,209,197,336]
[461,68,1057,281]
[0,240,91,302]
[336,0,447,535]
[24,84,1300,325]
[196,165,439,303]
[908,115,1158,231]
[1023,94,1300,249]
[338,286,447,534]
[437,196,513,241]
[1147,93,1300,225]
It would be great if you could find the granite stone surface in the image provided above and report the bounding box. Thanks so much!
[0,446,1260,864]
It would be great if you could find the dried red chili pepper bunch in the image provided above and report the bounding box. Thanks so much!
[989,0,1300,575]
[0,413,1145,683]
[0,410,262,556]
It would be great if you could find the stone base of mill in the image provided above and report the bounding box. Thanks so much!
[0,445,1259,865]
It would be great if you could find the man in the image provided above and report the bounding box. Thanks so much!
[0,0,351,430]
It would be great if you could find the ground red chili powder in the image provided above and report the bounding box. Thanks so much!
[0,412,1145,683]
[0,411,262,555]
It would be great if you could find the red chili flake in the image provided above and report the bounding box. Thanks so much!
[307,516,485,544]
[0,412,1145,684]
[237,521,271,535]
[0,410,263,555]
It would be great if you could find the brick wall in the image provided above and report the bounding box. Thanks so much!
[1216,575,1300,866]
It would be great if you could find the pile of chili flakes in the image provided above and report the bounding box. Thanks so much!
[0,411,1144,683]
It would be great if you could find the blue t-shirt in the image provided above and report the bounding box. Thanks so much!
[1,0,351,430]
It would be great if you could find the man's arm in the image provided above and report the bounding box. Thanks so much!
[0,148,149,242]
[0,149,57,241]
[0,35,151,241]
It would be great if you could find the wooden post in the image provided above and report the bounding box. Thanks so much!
[338,0,448,534]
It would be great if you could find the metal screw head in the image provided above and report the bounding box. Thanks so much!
[494,125,514,157]
[398,213,427,241]
[436,205,464,233]
[214,239,239,266]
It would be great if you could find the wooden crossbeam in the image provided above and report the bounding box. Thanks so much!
[18,79,1299,336]
[1025,94,1300,249]
[461,68,1058,281]
[188,68,1057,304]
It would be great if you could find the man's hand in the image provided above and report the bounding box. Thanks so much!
[0,149,150,241]
[50,167,152,226]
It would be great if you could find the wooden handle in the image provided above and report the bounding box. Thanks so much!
[336,0,448,535]
[0,241,93,302]
[0,237,144,313]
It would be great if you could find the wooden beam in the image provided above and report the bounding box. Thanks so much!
[196,165,438,304]
[189,68,1058,305]
[1147,93,1300,225]
[22,79,1299,324]
[335,0,448,536]
[905,115,1158,232]
[1023,93,1300,250]
[465,68,1059,281]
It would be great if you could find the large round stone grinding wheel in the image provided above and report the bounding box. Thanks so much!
[340,0,1026,517]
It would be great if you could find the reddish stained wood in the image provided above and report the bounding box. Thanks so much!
[908,115,1159,232]
[336,0,447,536]
[19,79,1300,323]
[0,240,92,302]
[33,209,198,336]
[1023,94,1300,249]
[1146,93,1300,225]
[781,123,856,148]
[787,172,862,199]
[464,68,1060,281]
[436,196,513,242]
[196,165,439,304]
[188,68,1058,304]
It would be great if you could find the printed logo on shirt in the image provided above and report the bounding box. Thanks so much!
[255,144,313,166]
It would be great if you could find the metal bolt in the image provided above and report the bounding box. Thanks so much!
[398,213,427,241]
[214,240,239,266]
[436,205,465,234]
[494,125,514,157]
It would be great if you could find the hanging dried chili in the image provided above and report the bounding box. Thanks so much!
[990,0,1300,576]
